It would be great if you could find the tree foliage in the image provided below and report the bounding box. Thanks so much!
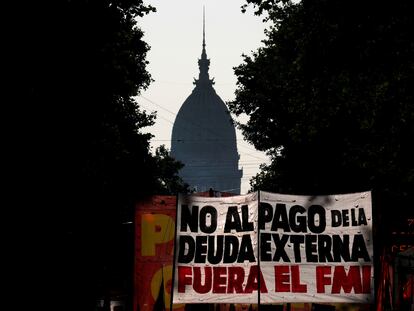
[18,0,185,309]
[230,0,414,214]
[20,0,189,224]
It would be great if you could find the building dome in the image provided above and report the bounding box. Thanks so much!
[171,17,242,193]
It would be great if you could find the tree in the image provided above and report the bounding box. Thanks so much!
[230,0,414,219]
[17,1,185,309]
[153,145,189,195]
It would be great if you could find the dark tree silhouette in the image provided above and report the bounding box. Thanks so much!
[16,1,185,310]
[230,0,414,231]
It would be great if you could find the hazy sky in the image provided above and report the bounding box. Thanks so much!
[136,0,270,193]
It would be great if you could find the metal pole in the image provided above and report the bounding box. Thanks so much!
[170,194,180,311]
[257,191,261,311]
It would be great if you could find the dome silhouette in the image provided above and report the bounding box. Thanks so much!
[171,12,242,193]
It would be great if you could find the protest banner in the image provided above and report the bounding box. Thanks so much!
[172,191,373,304]
[172,193,259,304]
[259,191,373,303]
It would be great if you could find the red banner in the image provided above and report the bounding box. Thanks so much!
[134,195,184,311]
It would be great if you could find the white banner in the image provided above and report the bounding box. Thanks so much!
[172,191,373,304]
[259,191,373,303]
[173,192,259,304]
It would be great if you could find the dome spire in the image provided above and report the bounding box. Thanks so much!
[202,6,206,54]
[195,6,214,86]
